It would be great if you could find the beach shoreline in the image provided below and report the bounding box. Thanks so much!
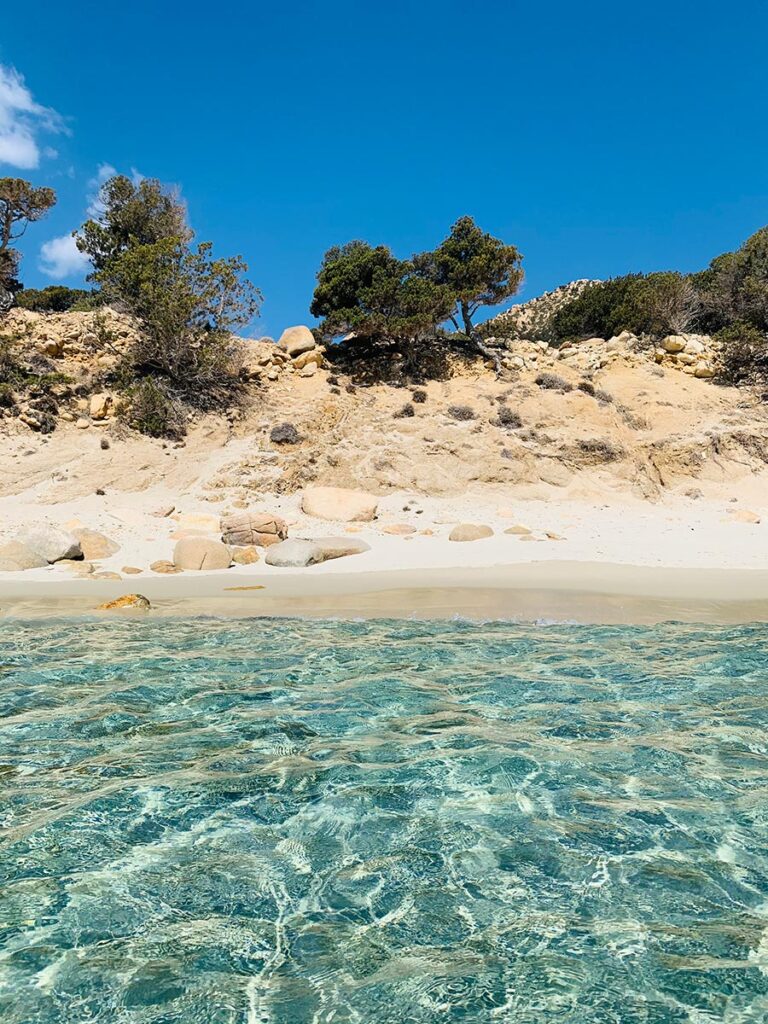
[3,560,768,624]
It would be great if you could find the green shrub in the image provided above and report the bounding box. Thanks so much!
[715,321,768,386]
[0,382,16,407]
[552,271,699,342]
[411,388,427,403]
[123,378,187,439]
[15,286,95,312]
[394,402,415,418]
[693,227,768,333]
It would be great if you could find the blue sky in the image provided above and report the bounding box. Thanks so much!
[2,0,767,336]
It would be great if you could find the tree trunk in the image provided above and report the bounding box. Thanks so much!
[460,300,501,374]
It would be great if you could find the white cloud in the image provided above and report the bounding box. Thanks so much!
[0,64,65,170]
[86,162,117,216]
[39,234,89,279]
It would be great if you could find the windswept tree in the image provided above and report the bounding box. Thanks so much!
[75,174,191,277]
[311,240,454,345]
[414,216,523,366]
[102,237,260,412]
[0,177,56,309]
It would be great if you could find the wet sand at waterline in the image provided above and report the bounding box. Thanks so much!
[3,561,768,624]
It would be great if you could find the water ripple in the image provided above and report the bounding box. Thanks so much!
[0,618,767,1022]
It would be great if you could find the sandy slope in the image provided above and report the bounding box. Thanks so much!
[1,321,767,620]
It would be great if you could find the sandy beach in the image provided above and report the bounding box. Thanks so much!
[1,487,766,623]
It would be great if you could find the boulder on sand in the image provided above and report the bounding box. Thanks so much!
[265,536,370,568]
[449,524,494,542]
[72,528,120,560]
[278,325,316,358]
[173,539,232,571]
[301,486,378,523]
[220,511,287,548]
[16,525,82,563]
[0,540,48,571]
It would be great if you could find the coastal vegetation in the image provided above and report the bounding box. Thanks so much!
[1,170,768,441]
[0,177,57,309]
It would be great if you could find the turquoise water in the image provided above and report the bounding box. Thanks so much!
[1,618,768,1023]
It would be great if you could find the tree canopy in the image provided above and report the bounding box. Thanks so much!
[75,175,191,277]
[310,241,454,344]
[414,216,523,337]
[0,178,56,303]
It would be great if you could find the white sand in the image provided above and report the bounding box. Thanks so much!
[0,487,765,622]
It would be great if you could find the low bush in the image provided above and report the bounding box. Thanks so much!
[577,380,595,396]
[577,438,625,462]
[594,388,614,404]
[122,378,187,440]
[411,388,427,403]
[270,422,302,444]
[497,405,522,428]
[715,321,768,386]
[447,404,476,420]
[395,402,415,418]
[552,271,700,342]
[535,372,573,392]
[0,382,16,407]
[15,286,95,312]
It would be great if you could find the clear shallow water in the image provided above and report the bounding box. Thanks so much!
[1,618,768,1023]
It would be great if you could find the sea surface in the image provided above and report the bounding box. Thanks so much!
[1,617,767,1023]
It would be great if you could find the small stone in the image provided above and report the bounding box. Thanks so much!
[232,546,260,565]
[76,418,90,429]
[662,335,687,353]
[150,559,182,574]
[449,524,494,542]
[122,566,143,575]
[381,524,417,535]
[89,393,112,420]
[504,525,532,535]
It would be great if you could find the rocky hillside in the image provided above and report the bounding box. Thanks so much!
[1,308,767,509]
[479,279,598,343]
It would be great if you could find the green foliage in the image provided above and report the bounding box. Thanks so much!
[122,378,187,440]
[15,286,95,312]
[311,241,453,344]
[0,338,21,385]
[715,321,768,386]
[75,175,191,277]
[101,237,260,410]
[693,227,768,332]
[0,382,15,407]
[0,178,56,296]
[552,272,699,342]
[414,216,523,335]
